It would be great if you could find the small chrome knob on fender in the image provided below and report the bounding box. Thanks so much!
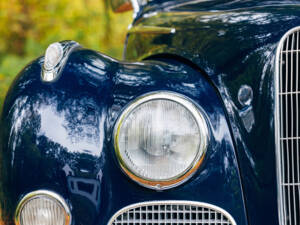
[237,85,255,133]
[44,43,63,71]
[41,41,80,82]
[42,42,64,82]
[238,85,253,107]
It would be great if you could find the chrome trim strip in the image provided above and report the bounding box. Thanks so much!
[113,91,209,190]
[107,201,237,225]
[128,25,176,34]
[41,40,81,82]
[275,26,300,225]
[14,190,71,225]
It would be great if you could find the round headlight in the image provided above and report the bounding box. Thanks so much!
[114,92,209,190]
[15,190,71,225]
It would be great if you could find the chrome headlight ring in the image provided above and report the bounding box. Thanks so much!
[113,91,209,190]
[15,190,71,225]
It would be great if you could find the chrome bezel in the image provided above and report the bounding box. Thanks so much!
[107,200,237,225]
[113,91,209,190]
[14,190,71,225]
[275,26,300,225]
[41,41,80,82]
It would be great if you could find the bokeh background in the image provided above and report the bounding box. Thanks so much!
[0,0,132,110]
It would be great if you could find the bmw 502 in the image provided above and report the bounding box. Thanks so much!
[1,0,300,225]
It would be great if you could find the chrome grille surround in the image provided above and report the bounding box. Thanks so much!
[275,26,300,225]
[108,201,236,225]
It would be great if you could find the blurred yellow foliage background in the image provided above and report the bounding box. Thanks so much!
[0,0,132,110]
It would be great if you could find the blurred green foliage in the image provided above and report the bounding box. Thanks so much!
[0,0,132,110]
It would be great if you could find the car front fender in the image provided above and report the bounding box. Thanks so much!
[0,43,247,225]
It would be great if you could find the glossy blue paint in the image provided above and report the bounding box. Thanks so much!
[125,2,300,225]
[141,0,300,15]
[0,49,247,224]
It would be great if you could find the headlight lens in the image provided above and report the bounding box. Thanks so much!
[114,92,208,189]
[15,190,71,225]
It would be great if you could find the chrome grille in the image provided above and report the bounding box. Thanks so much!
[108,201,236,225]
[276,26,300,225]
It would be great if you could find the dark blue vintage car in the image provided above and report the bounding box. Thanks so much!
[1,0,300,224]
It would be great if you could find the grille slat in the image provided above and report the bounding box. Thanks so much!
[296,30,300,219]
[276,27,300,225]
[108,201,236,225]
